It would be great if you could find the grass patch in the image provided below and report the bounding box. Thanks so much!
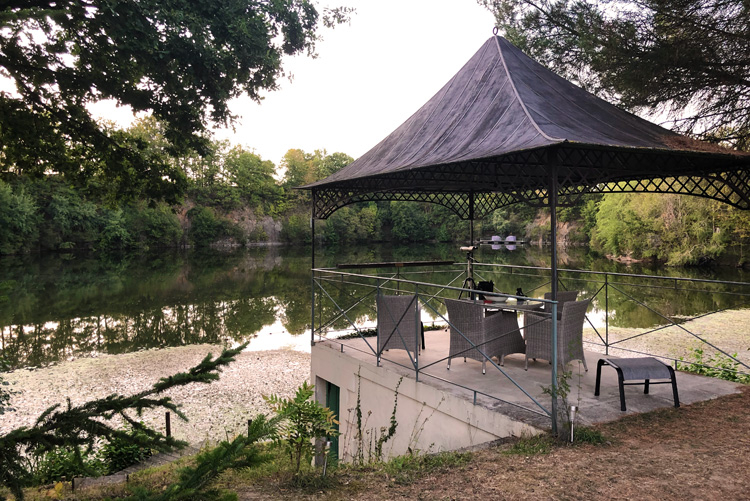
[504,433,554,455]
[213,441,343,496]
[572,426,607,445]
[374,452,472,485]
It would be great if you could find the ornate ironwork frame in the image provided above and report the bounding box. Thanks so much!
[309,145,750,220]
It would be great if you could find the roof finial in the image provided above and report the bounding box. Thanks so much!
[493,26,499,36]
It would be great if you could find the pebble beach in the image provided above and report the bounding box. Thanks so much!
[1,345,311,445]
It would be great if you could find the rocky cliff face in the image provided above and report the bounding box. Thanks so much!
[231,208,282,244]
[525,213,586,247]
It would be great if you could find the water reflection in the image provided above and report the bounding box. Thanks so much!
[1,244,748,369]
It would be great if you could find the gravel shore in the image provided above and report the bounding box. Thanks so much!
[1,345,310,445]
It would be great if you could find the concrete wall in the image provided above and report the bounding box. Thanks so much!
[311,342,541,462]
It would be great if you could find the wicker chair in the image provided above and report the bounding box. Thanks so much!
[524,299,589,371]
[542,290,579,314]
[377,295,421,363]
[543,289,578,306]
[445,299,526,374]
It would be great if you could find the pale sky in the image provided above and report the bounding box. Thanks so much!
[91,0,497,167]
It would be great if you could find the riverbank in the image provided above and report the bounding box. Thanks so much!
[583,308,750,366]
[0,345,310,444]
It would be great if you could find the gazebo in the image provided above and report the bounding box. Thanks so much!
[301,35,750,452]
[305,35,750,280]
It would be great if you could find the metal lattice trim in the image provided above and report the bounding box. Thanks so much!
[310,145,750,219]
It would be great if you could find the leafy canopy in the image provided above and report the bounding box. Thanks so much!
[480,0,750,149]
[0,0,351,201]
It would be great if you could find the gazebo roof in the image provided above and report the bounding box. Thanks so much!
[305,36,750,219]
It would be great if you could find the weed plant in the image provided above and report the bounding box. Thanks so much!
[676,347,750,384]
[381,451,471,485]
[505,434,555,455]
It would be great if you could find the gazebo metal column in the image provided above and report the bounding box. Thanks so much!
[310,202,316,347]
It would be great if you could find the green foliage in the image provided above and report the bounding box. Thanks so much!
[264,381,339,474]
[187,207,241,247]
[590,193,728,265]
[98,207,133,251]
[32,445,103,484]
[572,426,606,445]
[676,347,750,384]
[382,450,472,485]
[98,425,155,475]
[0,0,350,201]
[0,344,247,500]
[223,147,283,209]
[323,204,382,245]
[280,213,312,244]
[374,378,401,461]
[281,149,353,190]
[130,415,278,501]
[390,202,435,242]
[0,180,40,254]
[129,203,184,250]
[505,433,554,455]
[482,0,750,148]
[488,203,537,238]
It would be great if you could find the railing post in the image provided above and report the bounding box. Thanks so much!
[376,279,381,367]
[414,284,420,382]
[551,301,559,435]
[605,273,609,356]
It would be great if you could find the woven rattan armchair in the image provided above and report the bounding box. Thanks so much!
[524,299,589,371]
[445,299,526,374]
[377,295,421,363]
[543,290,579,311]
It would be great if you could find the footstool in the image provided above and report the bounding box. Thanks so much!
[594,357,680,411]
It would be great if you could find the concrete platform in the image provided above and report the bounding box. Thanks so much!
[327,327,742,429]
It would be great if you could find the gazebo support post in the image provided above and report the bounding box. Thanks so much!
[549,156,559,435]
[310,207,316,347]
[469,191,475,246]
[548,154,559,302]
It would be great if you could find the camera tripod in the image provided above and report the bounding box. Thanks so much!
[458,246,477,299]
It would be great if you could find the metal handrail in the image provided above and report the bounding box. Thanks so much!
[311,260,750,434]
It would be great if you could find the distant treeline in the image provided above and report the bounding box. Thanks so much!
[2,118,750,266]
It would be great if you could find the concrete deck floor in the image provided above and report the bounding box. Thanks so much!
[328,328,743,430]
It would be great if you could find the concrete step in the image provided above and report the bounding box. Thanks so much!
[72,445,200,492]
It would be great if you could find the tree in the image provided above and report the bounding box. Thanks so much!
[223,146,281,207]
[480,0,750,149]
[0,1,351,201]
[281,149,353,189]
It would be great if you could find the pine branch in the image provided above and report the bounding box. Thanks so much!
[0,343,247,500]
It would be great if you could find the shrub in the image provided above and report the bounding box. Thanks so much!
[264,382,339,474]
[33,446,103,484]
[137,203,183,249]
[280,213,311,244]
[187,206,240,247]
[676,347,750,384]
[98,207,132,251]
[98,425,154,475]
[0,181,40,254]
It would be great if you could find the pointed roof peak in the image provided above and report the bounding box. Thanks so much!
[306,35,728,189]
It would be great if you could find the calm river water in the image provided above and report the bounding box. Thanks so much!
[2,244,749,369]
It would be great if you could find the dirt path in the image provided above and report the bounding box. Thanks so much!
[362,387,750,500]
[239,386,750,500]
